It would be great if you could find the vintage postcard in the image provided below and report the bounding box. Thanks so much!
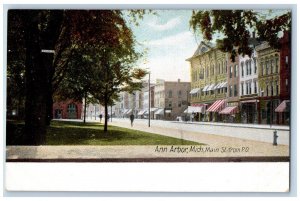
[4,6,292,193]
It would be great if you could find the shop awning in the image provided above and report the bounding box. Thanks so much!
[125,109,132,114]
[206,99,226,112]
[207,84,216,91]
[241,100,259,103]
[138,110,146,115]
[184,106,204,114]
[275,100,290,112]
[202,85,210,92]
[155,108,164,115]
[219,82,227,88]
[165,110,172,113]
[219,106,238,114]
[122,109,128,114]
[150,107,158,112]
[190,88,200,94]
[214,83,222,89]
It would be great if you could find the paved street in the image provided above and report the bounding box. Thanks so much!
[95,117,290,145]
[6,118,290,161]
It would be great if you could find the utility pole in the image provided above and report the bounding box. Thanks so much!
[148,72,151,127]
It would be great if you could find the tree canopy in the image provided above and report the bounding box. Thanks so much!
[190,10,291,60]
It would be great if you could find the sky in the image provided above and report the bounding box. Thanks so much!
[126,10,199,83]
[125,10,290,83]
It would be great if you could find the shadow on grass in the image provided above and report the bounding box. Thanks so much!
[7,120,203,146]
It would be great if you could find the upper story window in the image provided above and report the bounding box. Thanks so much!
[254,58,257,74]
[275,55,279,73]
[230,66,233,78]
[261,61,264,76]
[249,60,252,75]
[285,55,289,68]
[234,65,238,77]
[168,90,172,98]
[178,90,182,98]
[241,62,244,77]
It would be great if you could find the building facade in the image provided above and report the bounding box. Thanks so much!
[53,100,82,119]
[239,50,259,123]
[187,41,227,122]
[154,79,190,120]
[256,42,281,124]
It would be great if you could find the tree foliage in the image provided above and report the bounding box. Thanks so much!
[190,10,291,60]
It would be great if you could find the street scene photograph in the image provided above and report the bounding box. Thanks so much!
[6,9,291,163]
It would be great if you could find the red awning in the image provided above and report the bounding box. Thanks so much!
[206,99,226,112]
[219,106,238,114]
[275,100,290,112]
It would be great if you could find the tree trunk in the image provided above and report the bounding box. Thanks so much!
[24,14,48,145]
[23,11,64,145]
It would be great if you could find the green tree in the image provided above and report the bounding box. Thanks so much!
[190,10,291,60]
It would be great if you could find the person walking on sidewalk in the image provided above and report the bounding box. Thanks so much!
[130,113,135,127]
[99,114,103,123]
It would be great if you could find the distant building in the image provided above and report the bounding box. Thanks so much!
[276,32,291,125]
[53,100,82,119]
[154,79,190,120]
[256,42,281,124]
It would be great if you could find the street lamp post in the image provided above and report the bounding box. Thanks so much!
[148,72,151,127]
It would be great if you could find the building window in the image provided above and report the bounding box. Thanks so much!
[261,62,264,76]
[266,84,269,96]
[275,57,279,73]
[211,90,214,95]
[246,82,249,95]
[230,66,233,78]
[229,85,233,97]
[234,84,237,97]
[241,62,244,77]
[168,90,172,98]
[285,56,289,68]
[178,102,181,107]
[211,65,214,75]
[276,81,279,95]
[178,90,182,98]
[254,58,257,74]
[206,68,209,78]
[265,60,269,75]
[249,82,252,94]
[224,87,227,94]
[286,79,289,92]
[234,65,238,77]
[254,81,257,94]
[270,59,274,74]
[241,83,244,95]
[168,102,172,108]
[218,63,221,74]
[271,82,274,96]
[249,59,252,75]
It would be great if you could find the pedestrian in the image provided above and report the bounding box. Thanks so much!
[130,113,135,127]
[99,114,103,123]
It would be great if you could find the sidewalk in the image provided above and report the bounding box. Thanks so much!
[6,118,289,162]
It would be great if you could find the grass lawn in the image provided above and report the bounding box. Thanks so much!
[7,120,202,146]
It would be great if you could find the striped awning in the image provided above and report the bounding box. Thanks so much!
[207,84,216,91]
[122,109,129,114]
[125,109,132,114]
[275,100,290,112]
[202,85,210,92]
[190,88,200,94]
[219,82,227,88]
[219,106,238,114]
[138,110,146,115]
[206,99,226,112]
[155,108,164,115]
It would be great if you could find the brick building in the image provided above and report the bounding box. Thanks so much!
[53,100,82,119]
